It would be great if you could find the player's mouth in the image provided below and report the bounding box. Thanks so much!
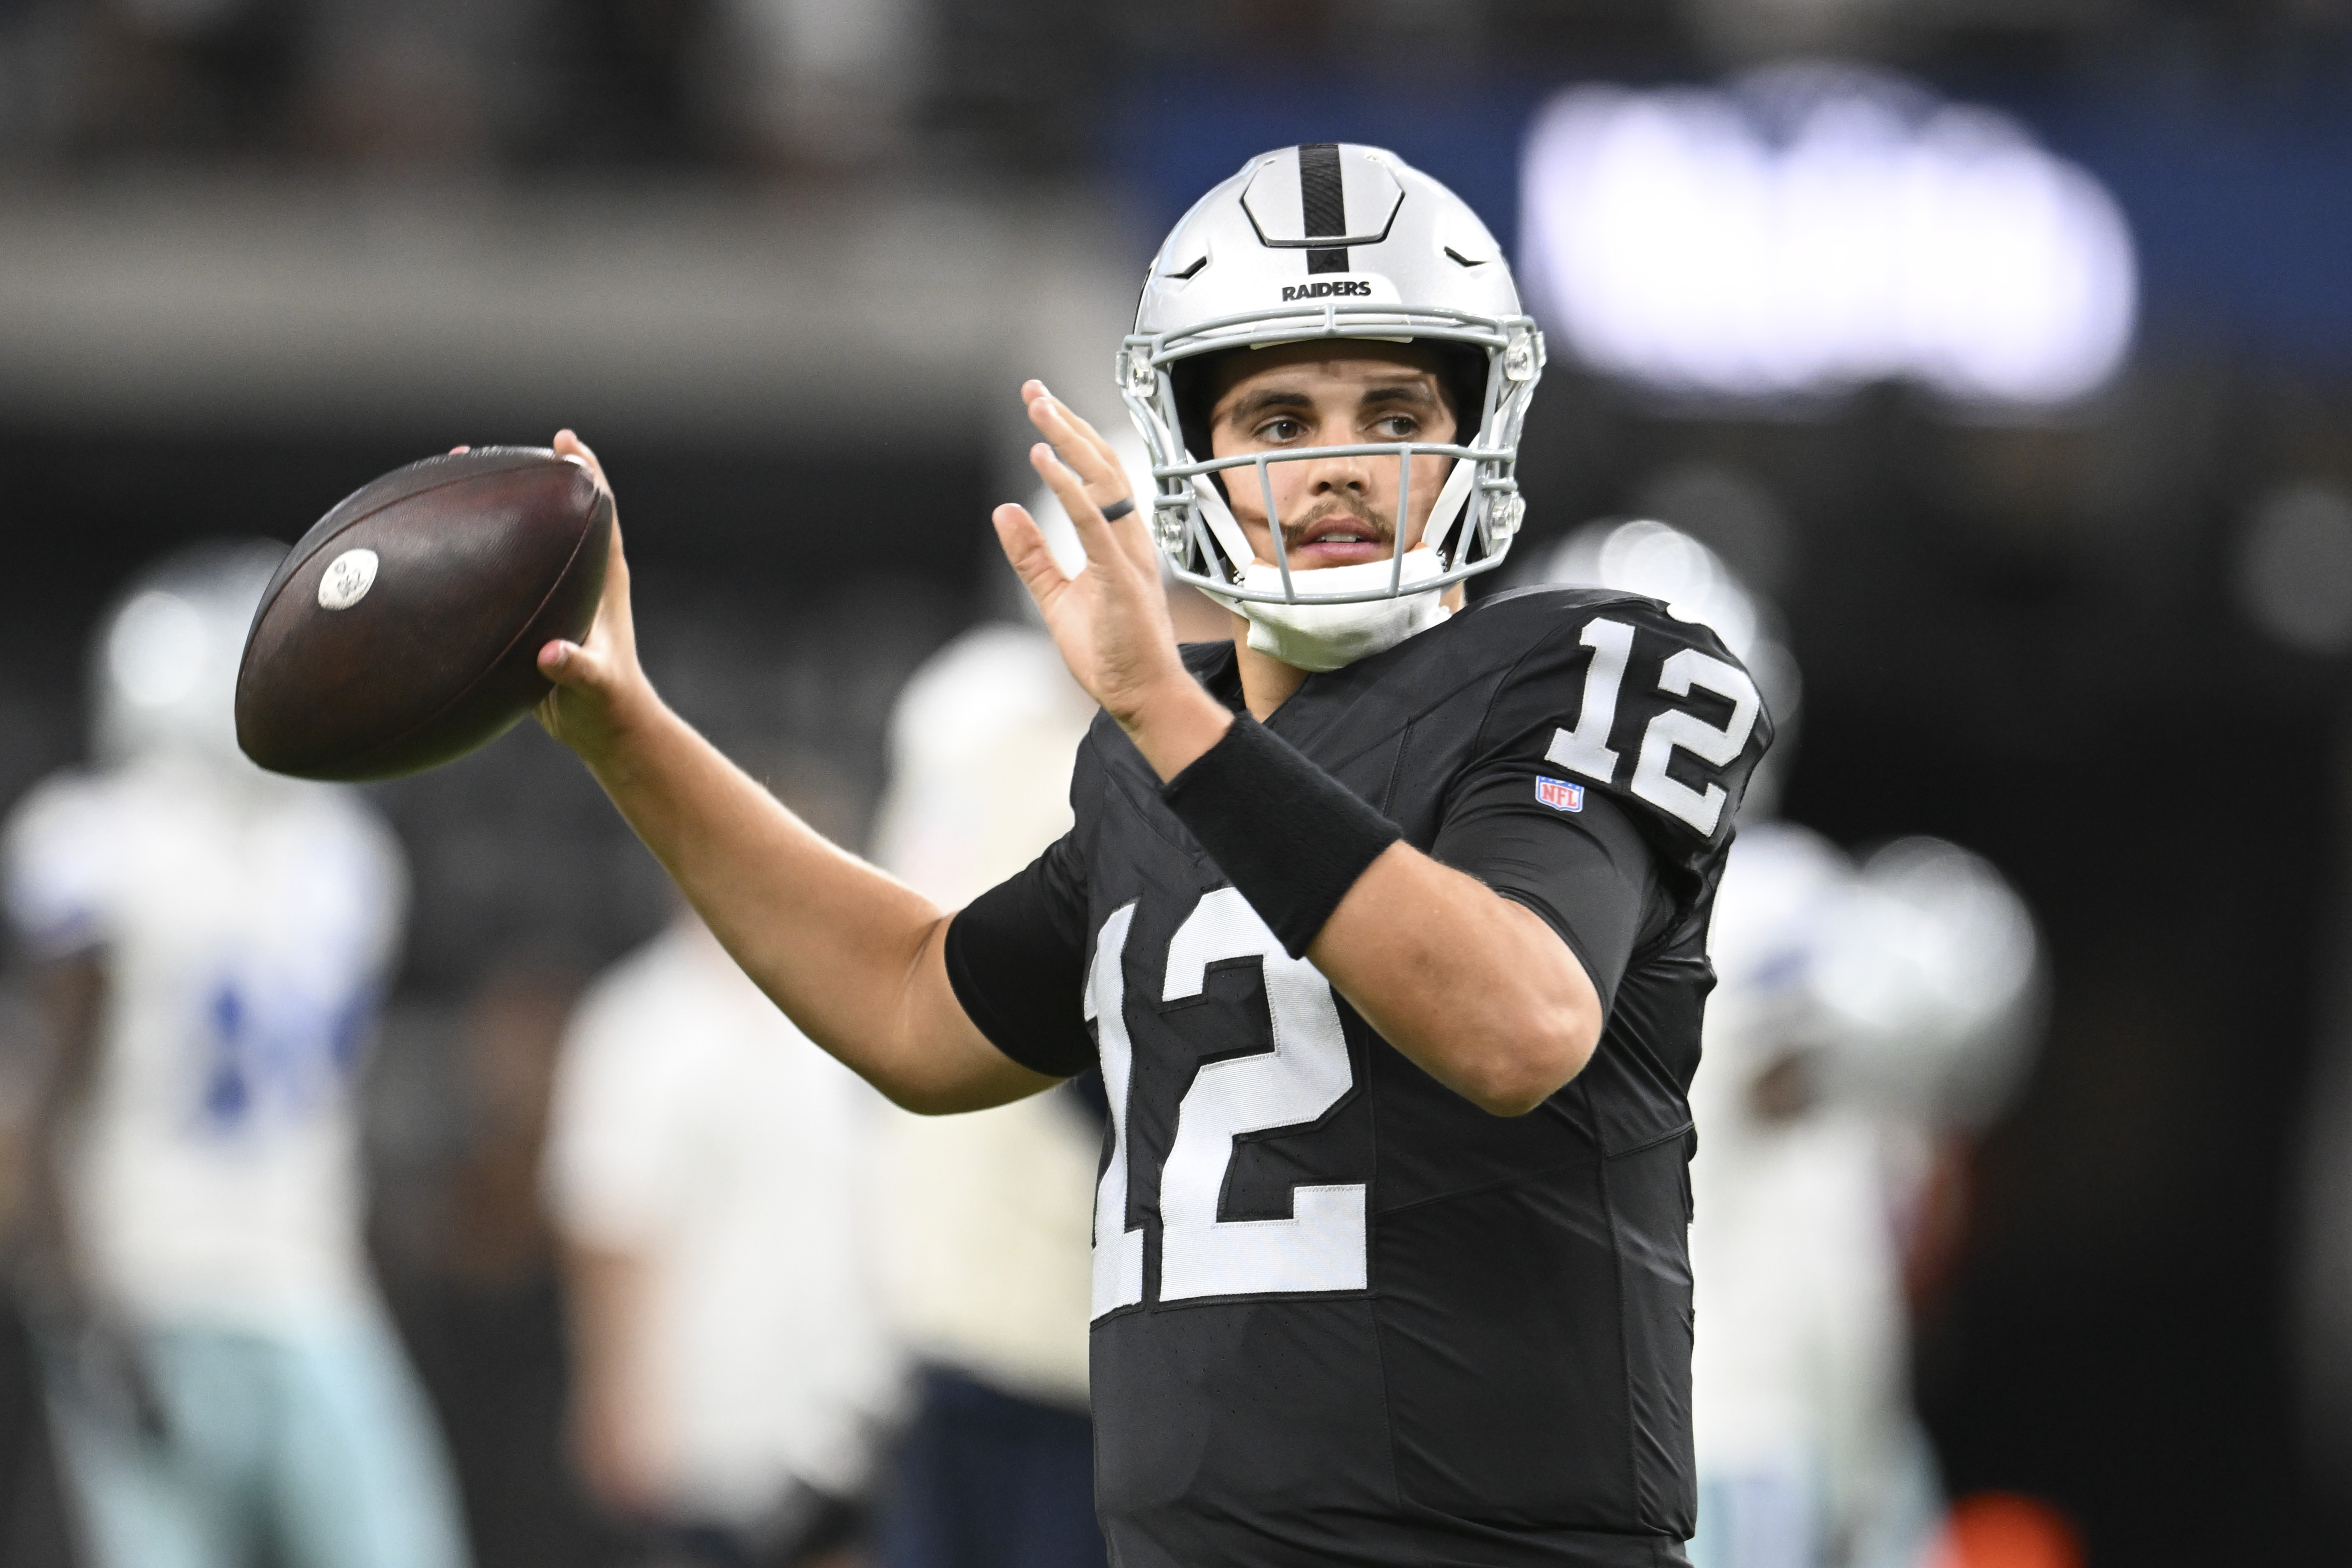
[1282,511,1396,569]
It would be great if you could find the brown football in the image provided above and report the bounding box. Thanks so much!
[235,447,613,781]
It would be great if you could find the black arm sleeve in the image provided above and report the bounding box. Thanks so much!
[942,831,1097,1078]
[1432,770,1662,1013]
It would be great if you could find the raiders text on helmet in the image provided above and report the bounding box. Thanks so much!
[1121,143,1546,614]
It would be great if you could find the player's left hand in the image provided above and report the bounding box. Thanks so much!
[994,383,1231,775]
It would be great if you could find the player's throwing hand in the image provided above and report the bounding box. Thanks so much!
[533,430,656,763]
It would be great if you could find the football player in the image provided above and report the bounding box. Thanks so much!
[530,144,1772,1566]
[3,543,469,1568]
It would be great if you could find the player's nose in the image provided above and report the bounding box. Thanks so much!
[1307,453,1375,494]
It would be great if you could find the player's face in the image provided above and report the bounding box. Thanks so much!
[1205,343,1460,573]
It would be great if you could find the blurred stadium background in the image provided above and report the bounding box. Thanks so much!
[4,0,2352,1563]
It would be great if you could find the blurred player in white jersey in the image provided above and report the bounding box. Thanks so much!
[1539,521,2042,1568]
[544,882,908,1567]
[2,541,469,1568]
[1694,826,2041,1568]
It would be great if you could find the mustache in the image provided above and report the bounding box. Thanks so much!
[1279,497,1395,547]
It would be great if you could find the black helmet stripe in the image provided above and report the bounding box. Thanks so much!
[1299,142,1350,274]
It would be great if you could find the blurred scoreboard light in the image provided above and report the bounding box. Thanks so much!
[1518,65,2138,408]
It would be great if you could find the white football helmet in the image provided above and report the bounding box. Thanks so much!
[1121,143,1546,612]
[1705,823,2045,1131]
[93,540,287,770]
[1811,836,2047,1128]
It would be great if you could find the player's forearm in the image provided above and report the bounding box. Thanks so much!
[1310,845,1601,1116]
[575,697,1018,1110]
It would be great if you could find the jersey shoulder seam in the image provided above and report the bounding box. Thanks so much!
[1449,597,1583,812]
[1457,584,1678,753]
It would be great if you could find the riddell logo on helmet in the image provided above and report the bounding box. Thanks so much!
[1281,280,1374,303]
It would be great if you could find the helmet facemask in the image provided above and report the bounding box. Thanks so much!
[1121,305,1543,613]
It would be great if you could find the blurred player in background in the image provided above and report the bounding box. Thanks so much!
[1539,521,2044,1568]
[865,446,1226,1568]
[0,542,469,1568]
[544,864,906,1568]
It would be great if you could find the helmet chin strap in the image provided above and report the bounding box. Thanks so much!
[1421,458,1476,567]
[1191,475,1259,579]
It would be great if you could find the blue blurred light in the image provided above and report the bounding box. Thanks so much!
[1109,60,2352,383]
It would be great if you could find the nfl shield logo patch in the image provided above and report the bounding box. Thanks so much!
[1535,776,1584,813]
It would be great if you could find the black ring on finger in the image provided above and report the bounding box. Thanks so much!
[1099,497,1136,522]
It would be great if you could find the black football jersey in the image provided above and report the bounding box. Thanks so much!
[947,586,1772,1568]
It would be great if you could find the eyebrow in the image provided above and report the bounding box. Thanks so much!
[1220,380,1442,425]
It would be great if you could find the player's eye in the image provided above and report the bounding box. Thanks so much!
[1255,417,1307,444]
[1371,414,1420,440]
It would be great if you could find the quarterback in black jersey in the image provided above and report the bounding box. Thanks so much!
[527,144,1769,1568]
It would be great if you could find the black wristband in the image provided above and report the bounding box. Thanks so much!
[1160,716,1403,958]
